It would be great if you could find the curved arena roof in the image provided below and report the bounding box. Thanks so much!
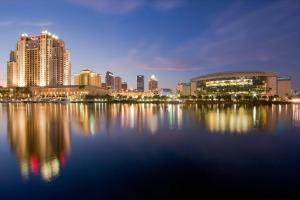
[191,71,278,81]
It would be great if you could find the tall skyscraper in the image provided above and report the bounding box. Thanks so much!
[105,71,114,89]
[7,51,18,87]
[16,34,27,87]
[9,31,71,87]
[74,69,101,87]
[137,75,144,92]
[51,40,65,86]
[114,76,122,91]
[148,75,158,91]
[63,49,71,85]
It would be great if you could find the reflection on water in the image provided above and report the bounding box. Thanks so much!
[293,104,300,127]
[206,106,251,133]
[195,104,295,133]
[7,104,71,181]
[3,103,300,182]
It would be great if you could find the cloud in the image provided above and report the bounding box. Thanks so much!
[121,0,300,72]
[20,21,54,27]
[179,0,300,69]
[0,20,54,27]
[151,0,184,11]
[68,0,143,14]
[111,41,206,72]
[0,21,13,26]
[67,0,184,14]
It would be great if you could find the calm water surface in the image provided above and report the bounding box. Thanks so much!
[0,103,300,199]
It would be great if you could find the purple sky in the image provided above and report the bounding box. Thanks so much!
[0,0,299,90]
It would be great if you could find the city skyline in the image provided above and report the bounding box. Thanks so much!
[1,1,300,198]
[0,0,299,90]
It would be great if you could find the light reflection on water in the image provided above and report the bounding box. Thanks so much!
[293,104,300,127]
[7,104,71,182]
[1,103,299,182]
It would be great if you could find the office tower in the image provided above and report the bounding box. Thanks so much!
[148,75,158,91]
[121,82,128,91]
[114,76,122,91]
[105,71,114,89]
[10,31,71,87]
[74,69,101,87]
[137,75,144,92]
[7,51,18,87]
[63,49,71,85]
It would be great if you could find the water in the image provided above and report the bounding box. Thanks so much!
[0,103,299,199]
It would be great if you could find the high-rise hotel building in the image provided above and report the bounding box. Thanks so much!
[7,31,71,87]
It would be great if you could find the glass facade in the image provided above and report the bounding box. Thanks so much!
[195,75,270,95]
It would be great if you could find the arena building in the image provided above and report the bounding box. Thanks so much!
[190,71,291,97]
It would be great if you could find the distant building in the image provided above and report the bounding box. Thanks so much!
[190,71,292,97]
[137,75,144,92]
[148,75,158,91]
[7,51,18,87]
[121,82,128,91]
[114,76,122,91]
[176,82,191,96]
[30,85,109,98]
[10,31,71,87]
[105,71,114,89]
[74,69,101,87]
[277,76,292,97]
[160,88,173,97]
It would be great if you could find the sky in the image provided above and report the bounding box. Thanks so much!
[0,0,299,90]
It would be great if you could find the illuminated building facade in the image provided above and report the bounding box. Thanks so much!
[148,75,158,91]
[30,85,109,98]
[190,71,291,97]
[74,69,101,87]
[176,82,191,96]
[63,49,71,85]
[9,31,71,87]
[160,88,173,97]
[7,51,18,87]
[137,75,144,92]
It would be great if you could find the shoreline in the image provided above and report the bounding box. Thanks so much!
[0,99,295,105]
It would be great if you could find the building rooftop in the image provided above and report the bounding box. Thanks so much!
[191,71,278,81]
[278,76,291,81]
